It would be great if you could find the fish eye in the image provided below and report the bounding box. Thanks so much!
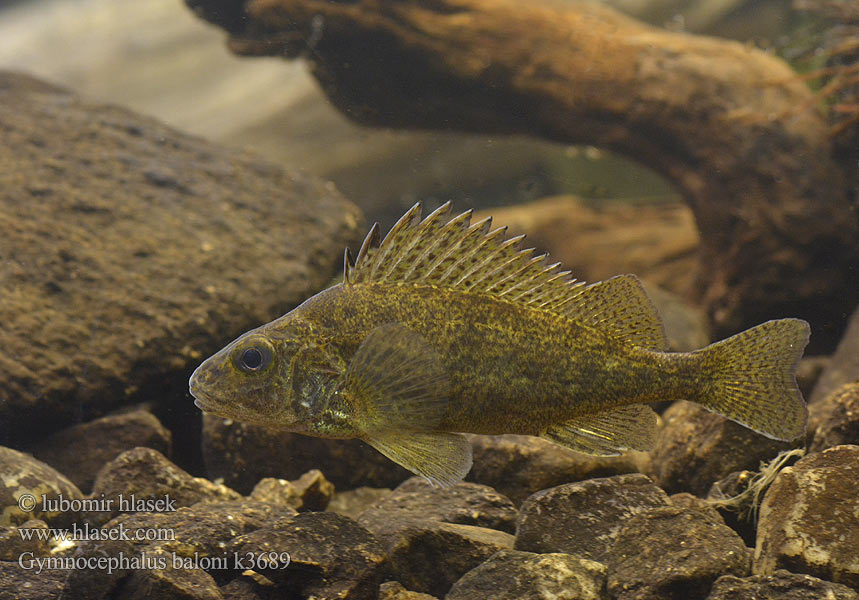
[232,339,274,373]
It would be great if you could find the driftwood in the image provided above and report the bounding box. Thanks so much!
[188,0,859,348]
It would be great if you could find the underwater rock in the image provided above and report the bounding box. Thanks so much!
[365,517,514,597]
[118,550,222,600]
[474,196,700,302]
[250,470,334,512]
[809,383,859,452]
[229,512,385,600]
[514,473,670,561]
[187,0,858,348]
[357,477,517,534]
[219,577,281,600]
[0,70,363,446]
[755,445,859,588]
[0,561,65,600]
[796,356,831,401]
[706,570,859,599]
[62,500,297,600]
[648,401,794,496]
[202,416,411,493]
[327,487,393,520]
[107,499,298,556]
[378,581,439,600]
[810,306,859,405]
[0,519,50,561]
[467,433,648,505]
[28,409,172,493]
[668,493,724,521]
[0,446,84,527]
[447,549,608,600]
[59,538,139,600]
[87,447,240,527]
[606,506,750,600]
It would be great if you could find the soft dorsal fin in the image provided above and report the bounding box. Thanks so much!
[346,203,667,349]
[563,276,668,350]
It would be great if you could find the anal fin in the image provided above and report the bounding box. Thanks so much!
[365,431,473,487]
[541,404,658,456]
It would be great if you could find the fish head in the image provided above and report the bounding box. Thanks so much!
[189,320,329,431]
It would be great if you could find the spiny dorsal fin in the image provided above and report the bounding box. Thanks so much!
[347,203,667,349]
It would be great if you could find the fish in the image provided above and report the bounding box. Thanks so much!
[189,202,811,486]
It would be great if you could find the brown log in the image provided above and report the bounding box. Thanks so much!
[188,0,859,349]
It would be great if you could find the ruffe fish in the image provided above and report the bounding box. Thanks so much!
[190,203,810,486]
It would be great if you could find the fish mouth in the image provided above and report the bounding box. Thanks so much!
[191,395,232,419]
[189,385,220,414]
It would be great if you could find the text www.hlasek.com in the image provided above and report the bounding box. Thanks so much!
[18,522,175,543]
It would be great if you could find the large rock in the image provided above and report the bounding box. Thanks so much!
[0,446,84,527]
[229,512,386,600]
[467,434,648,505]
[0,561,65,600]
[87,447,240,527]
[707,570,859,600]
[117,552,223,600]
[447,549,608,600]
[514,473,670,561]
[28,409,172,493]
[61,499,297,600]
[648,401,794,496]
[355,478,517,596]
[327,487,393,520]
[809,382,859,453]
[810,306,859,405]
[378,581,438,600]
[754,445,859,589]
[249,470,334,512]
[365,517,514,597]
[0,519,50,561]
[0,71,362,445]
[357,477,517,533]
[202,416,411,493]
[607,506,750,600]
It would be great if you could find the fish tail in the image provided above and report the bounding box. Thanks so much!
[691,318,810,441]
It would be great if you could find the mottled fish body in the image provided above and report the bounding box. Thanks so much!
[190,203,810,486]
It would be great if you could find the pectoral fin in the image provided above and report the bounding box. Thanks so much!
[346,322,450,431]
[365,431,473,487]
[541,404,658,456]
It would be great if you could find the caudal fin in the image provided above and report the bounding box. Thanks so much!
[692,318,810,441]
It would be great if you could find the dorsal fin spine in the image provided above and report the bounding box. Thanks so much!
[418,216,485,282]
[434,222,501,284]
[367,203,422,281]
[458,234,524,290]
[450,228,511,286]
[355,222,381,268]
[487,251,542,296]
[407,210,474,282]
[344,248,355,284]
[506,259,558,300]
[380,202,452,283]
[494,254,552,297]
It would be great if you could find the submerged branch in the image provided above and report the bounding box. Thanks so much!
[188,0,859,347]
